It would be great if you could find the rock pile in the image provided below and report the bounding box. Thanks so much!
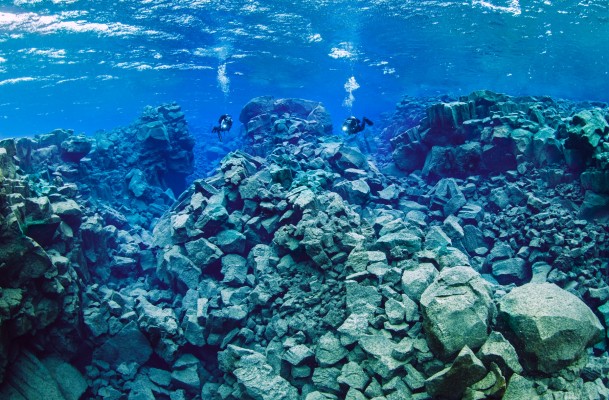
[1,93,609,399]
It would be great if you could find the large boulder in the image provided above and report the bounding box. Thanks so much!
[497,282,604,374]
[60,135,92,163]
[420,266,495,359]
[219,345,299,400]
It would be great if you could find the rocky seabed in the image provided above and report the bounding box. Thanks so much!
[0,92,609,399]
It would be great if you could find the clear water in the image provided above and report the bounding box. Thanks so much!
[0,0,608,137]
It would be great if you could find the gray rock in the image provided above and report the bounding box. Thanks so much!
[375,230,422,259]
[401,263,438,302]
[60,134,92,162]
[94,321,153,367]
[334,179,370,205]
[184,237,223,268]
[478,331,523,375]
[126,168,148,198]
[0,350,66,400]
[425,346,487,400]
[312,367,341,393]
[41,357,87,400]
[502,374,539,400]
[385,298,406,324]
[223,346,299,400]
[136,297,179,337]
[283,344,314,366]
[181,310,205,346]
[138,120,169,142]
[424,226,452,250]
[216,229,247,254]
[462,224,487,255]
[316,332,348,366]
[159,246,201,290]
[337,361,369,390]
[491,257,529,285]
[337,313,369,345]
[221,254,248,286]
[428,178,467,216]
[345,280,381,316]
[420,266,495,359]
[171,365,200,393]
[148,368,172,387]
[497,282,604,373]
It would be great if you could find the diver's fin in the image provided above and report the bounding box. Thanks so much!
[363,117,374,126]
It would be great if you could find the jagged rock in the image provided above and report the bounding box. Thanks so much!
[334,179,370,205]
[181,310,205,347]
[375,230,422,260]
[221,254,248,286]
[216,229,247,254]
[564,108,609,171]
[138,120,169,142]
[60,135,92,163]
[0,350,67,400]
[94,321,153,367]
[220,345,298,400]
[420,266,495,359]
[316,332,348,367]
[337,361,369,391]
[42,357,88,400]
[491,257,529,285]
[184,237,223,269]
[580,189,609,220]
[171,354,201,393]
[345,280,381,316]
[401,262,438,302]
[502,374,539,400]
[283,344,314,366]
[425,101,473,145]
[126,168,148,198]
[425,346,487,400]
[477,331,523,376]
[497,282,604,373]
[428,178,466,216]
[51,199,82,228]
[159,246,202,290]
[136,296,179,337]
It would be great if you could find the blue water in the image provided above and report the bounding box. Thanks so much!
[0,0,608,138]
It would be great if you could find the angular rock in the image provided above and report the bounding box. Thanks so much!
[491,257,529,285]
[420,266,495,359]
[497,282,604,373]
[401,263,438,302]
[478,331,523,376]
[425,346,487,400]
[94,321,153,367]
[316,332,348,367]
[0,350,66,400]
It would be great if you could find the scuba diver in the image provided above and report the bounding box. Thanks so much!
[342,116,374,135]
[212,114,233,141]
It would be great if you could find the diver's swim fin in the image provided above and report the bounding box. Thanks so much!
[363,117,374,126]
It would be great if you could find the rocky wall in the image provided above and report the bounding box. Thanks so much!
[1,93,609,400]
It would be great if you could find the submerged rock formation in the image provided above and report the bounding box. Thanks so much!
[1,93,609,399]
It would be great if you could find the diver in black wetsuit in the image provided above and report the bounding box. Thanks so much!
[212,114,233,141]
[342,116,373,135]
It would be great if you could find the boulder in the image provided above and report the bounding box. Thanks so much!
[220,345,298,400]
[425,101,473,146]
[42,357,88,400]
[497,282,604,373]
[420,266,495,359]
[0,350,66,400]
[60,135,92,163]
[94,321,153,367]
[425,346,487,400]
